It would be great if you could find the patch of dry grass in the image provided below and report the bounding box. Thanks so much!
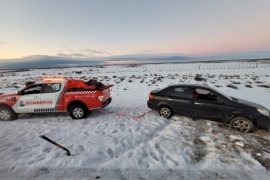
[227,84,238,89]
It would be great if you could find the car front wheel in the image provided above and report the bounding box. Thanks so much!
[159,106,173,118]
[69,105,87,119]
[230,117,254,133]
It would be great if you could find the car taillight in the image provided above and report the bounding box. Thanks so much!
[149,93,153,100]
[98,96,104,102]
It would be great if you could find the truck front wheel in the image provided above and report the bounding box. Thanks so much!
[69,105,88,119]
[0,106,18,121]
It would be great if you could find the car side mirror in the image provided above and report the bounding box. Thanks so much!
[17,91,22,95]
[216,97,224,104]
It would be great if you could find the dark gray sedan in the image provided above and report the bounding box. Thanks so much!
[147,84,270,132]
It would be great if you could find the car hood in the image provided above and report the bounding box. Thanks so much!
[234,97,267,109]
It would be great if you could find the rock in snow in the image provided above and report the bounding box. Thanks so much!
[230,135,244,141]
[235,141,245,147]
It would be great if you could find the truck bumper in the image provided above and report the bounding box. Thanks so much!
[102,98,112,108]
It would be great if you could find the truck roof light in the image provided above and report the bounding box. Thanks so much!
[42,78,66,82]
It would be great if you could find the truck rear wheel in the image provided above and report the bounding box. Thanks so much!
[69,105,88,119]
[0,106,18,121]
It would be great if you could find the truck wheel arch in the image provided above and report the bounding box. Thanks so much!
[0,103,11,109]
[67,101,88,111]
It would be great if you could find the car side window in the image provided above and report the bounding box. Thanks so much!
[169,87,189,98]
[193,88,216,101]
[23,84,42,95]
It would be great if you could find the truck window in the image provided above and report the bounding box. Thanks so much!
[23,84,42,94]
[44,83,61,93]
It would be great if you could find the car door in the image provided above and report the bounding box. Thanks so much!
[190,88,229,121]
[39,83,63,112]
[166,86,192,116]
[16,84,42,113]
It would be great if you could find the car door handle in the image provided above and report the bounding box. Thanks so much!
[194,102,201,105]
[34,96,39,98]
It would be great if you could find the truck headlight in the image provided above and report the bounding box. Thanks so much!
[257,108,270,116]
[98,96,104,102]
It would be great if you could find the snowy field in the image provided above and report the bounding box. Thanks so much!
[0,60,270,179]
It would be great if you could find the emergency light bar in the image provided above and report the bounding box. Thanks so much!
[42,77,66,82]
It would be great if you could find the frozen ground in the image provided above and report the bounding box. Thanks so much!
[0,60,270,179]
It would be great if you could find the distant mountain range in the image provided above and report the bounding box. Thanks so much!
[0,52,270,70]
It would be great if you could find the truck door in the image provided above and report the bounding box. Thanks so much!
[39,83,64,112]
[16,84,42,113]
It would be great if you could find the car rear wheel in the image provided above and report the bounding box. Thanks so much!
[230,117,254,133]
[69,105,88,119]
[0,107,18,121]
[159,106,173,118]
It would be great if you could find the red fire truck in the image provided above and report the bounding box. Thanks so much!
[0,78,113,120]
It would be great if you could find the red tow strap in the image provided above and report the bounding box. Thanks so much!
[106,110,154,119]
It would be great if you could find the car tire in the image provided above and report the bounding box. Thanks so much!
[0,106,18,121]
[69,105,88,119]
[230,117,254,133]
[159,106,173,119]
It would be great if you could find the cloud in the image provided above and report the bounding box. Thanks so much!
[82,48,111,55]
[223,50,270,55]
[131,50,154,54]
[108,53,191,61]
[57,48,112,58]
[0,41,5,45]
[253,51,270,54]
[57,53,88,58]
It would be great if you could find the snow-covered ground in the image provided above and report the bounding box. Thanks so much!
[1,60,270,179]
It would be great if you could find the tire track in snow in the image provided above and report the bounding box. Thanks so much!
[98,117,175,168]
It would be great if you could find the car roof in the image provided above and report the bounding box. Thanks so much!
[167,83,215,90]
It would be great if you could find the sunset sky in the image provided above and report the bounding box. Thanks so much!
[1,0,270,60]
